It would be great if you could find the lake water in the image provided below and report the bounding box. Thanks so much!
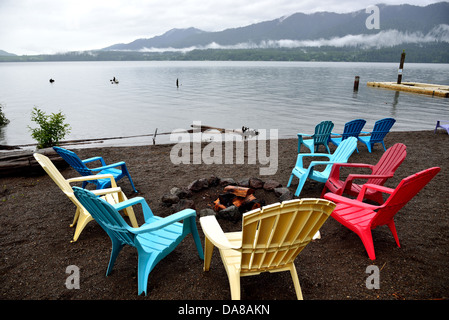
[1,61,448,148]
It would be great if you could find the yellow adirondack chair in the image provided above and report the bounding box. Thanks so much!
[33,153,138,242]
[200,198,335,300]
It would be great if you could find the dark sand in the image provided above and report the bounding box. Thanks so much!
[1,130,448,303]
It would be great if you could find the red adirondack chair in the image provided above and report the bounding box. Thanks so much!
[320,143,407,204]
[323,167,440,260]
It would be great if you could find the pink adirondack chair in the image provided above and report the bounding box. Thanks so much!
[323,167,440,260]
[321,143,407,204]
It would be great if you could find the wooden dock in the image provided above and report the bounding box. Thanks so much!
[367,81,449,98]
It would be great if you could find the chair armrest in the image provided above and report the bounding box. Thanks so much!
[346,173,393,181]
[130,209,197,234]
[90,187,122,196]
[328,163,374,181]
[356,183,395,201]
[200,215,241,250]
[82,156,106,166]
[297,133,312,137]
[67,174,118,188]
[323,193,380,211]
[296,153,332,167]
[89,161,127,172]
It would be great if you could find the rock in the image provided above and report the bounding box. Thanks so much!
[219,178,236,187]
[237,178,250,187]
[170,187,181,195]
[249,177,264,189]
[263,180,281,191]
[173,199,195,211]
[174,188,192,199]
[188,178,208,191]
[207,175,220,187]
[274,187,290,197]
[161,194,180,204]
[279,190,294,202]
[218,205,241,221]
[199,208,216,217]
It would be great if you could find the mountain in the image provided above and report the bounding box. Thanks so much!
[0,50,16,56]
[101,2,449,51]
[103,27,206,51]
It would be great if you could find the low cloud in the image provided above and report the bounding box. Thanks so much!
[138,24,449,52]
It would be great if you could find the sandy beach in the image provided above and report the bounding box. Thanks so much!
[0,130,448,301]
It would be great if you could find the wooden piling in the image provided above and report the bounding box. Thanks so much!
[353,76,360,91]
[397,50,406,84]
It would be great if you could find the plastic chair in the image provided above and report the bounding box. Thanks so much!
[358,118,396,152]
[200,198,336,300]
[297,121,334,154]
[33,153,138,242]
[324,167,440,260]
[287,137,358,196]
[53,146,137,193]
[329,119,366,152]
[73,187,204,296]
[321,143,407,204]
[434,120,449,135]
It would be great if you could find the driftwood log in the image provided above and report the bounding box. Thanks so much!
[0,148,68,177]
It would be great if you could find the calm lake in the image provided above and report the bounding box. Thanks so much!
[1,61,448,148]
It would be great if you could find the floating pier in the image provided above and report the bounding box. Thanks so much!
[367,81,449,98]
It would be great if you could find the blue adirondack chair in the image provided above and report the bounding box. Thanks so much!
[329,119,366,152]
[297,121,334,154]
[54,146,137,193]
[287,137,358,196]
[358,118,396,152]
[72,187,204,296]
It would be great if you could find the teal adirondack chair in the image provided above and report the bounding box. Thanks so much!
[287,137,358,196]
[297,121,334,153]
[358,118,396,152]
[329,119,366,152]
[54,146,137,193]
[72,187,204,296]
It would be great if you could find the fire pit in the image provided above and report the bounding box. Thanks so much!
[213,185,264,213]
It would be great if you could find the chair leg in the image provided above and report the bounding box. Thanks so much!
[203,237,214,272]
[294,174,307,197]
[106,239,124,276]
[387,220,401,248]
[227,270,241,300]
[289,263,303,300]
[358,229,376,260]
[188,216,204,260]
[320,185,328,198]
[70,207,81,228]
[287,173,294,188]
[71,211,94,243]
[137,251,156,296]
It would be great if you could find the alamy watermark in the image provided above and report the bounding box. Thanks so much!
[366,5,380,30]
[366,265,380,289]
[65,265,80,289]
[169,121,278,175]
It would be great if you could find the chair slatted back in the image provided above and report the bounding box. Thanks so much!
[34,153,73,195]
[341,119,366,140]
[368,118,396,143]
[53,146,93,176]
[372,167,440,228]
[313,121,334,146]
[73,187,135,246]
[368,143,406,185]
[240,199,335,273]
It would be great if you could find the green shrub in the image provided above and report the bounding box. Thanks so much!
[0,103,9,126]
[28,107,71,149]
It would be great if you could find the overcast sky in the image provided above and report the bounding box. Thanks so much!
[0,0,442,55]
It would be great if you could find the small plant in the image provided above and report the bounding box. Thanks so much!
[28,107,71,149]
[0,103,9,126]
